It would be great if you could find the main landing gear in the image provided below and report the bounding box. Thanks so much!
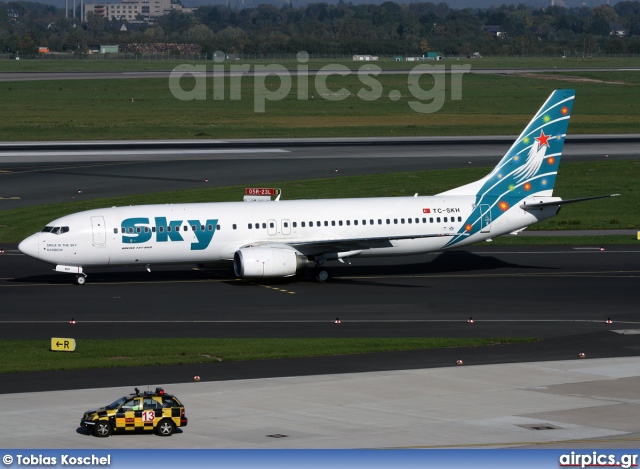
[313,268,330,283]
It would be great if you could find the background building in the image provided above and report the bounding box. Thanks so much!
[84,0,195,23]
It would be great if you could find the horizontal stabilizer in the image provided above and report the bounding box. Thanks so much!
[520,194,620,210]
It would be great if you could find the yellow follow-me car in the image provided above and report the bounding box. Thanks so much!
[80,387,188,437]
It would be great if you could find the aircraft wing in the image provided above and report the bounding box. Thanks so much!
[285,232,464,257]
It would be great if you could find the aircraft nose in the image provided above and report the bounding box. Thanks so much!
[18,233,40,259]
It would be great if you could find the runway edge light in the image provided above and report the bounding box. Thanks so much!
[456,359,463,365]
[579,352,586,359]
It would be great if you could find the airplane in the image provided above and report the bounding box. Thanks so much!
[19,89,618,285]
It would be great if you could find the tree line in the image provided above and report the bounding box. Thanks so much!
[2,0,640,56]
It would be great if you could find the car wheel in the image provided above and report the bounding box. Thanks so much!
[94,421,111,437]
[156,419,175,436]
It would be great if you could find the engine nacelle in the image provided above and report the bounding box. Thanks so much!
[233,246,308,278]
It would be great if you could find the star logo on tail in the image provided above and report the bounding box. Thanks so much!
[535,130,550,148]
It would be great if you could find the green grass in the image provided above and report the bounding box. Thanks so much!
[1,160,637,243]
[2,71,640,140]
[0,337,537,373]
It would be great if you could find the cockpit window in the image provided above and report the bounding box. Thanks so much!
[41,226,69,235]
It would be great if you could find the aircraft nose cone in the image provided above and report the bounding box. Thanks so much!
[18,233,40,259]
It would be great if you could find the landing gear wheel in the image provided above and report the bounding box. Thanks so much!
[314,269,330,283]
[94,421,111,437]
[156,419,175,436]
[74,275,86,286]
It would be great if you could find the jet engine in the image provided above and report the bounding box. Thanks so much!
[233,246,308,278]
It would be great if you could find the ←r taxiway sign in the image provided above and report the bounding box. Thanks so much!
[50,337,76,352]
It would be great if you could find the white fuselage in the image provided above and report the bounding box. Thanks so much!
[18,195,556,272]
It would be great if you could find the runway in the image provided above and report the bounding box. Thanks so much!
[2,67,640,82]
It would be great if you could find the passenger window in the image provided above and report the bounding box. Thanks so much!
[444,217,448,222]
[293,222,297,228]
[183,226,188,232]
[437,217,441,223]
[200,225,205,231]
[378,220,382,225]
[394,219,398,224]
[458,217,462,222]
[401,219,405,224]
[217,225,221,230]
[144,227,149,233]
[160,226,165,232]
[309,221,313,227]
[354,220,358,225]
[233,224,237,230]
[339,221,343,226]
[346,220,350,226]
[324,221,328,227]
[114,228,118,234]
[248,224,252,229]
[302,222,306,227]
[429,217,433,223]
[284,222,288,228]
[386,219,390,224]
[152,227,156,232]
[332,221,336,226]
[167,226,172,232]
[207,225,212,231]
[270,222,275,228]
[262,223,266,229]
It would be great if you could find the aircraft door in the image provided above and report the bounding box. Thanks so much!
[281,219,291,235]
[267,219,277,236]
[91,216,107,245]
[480,205,491,233]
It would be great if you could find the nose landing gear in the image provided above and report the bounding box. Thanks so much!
[74,274,87,285]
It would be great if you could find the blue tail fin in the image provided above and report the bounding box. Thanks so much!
[439,89,575,199]
[440,89,576,247]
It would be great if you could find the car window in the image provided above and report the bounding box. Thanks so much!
[107,396,128,410]
[143,398,162,410]
[162,397,179,408]
[121,398,140,411]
